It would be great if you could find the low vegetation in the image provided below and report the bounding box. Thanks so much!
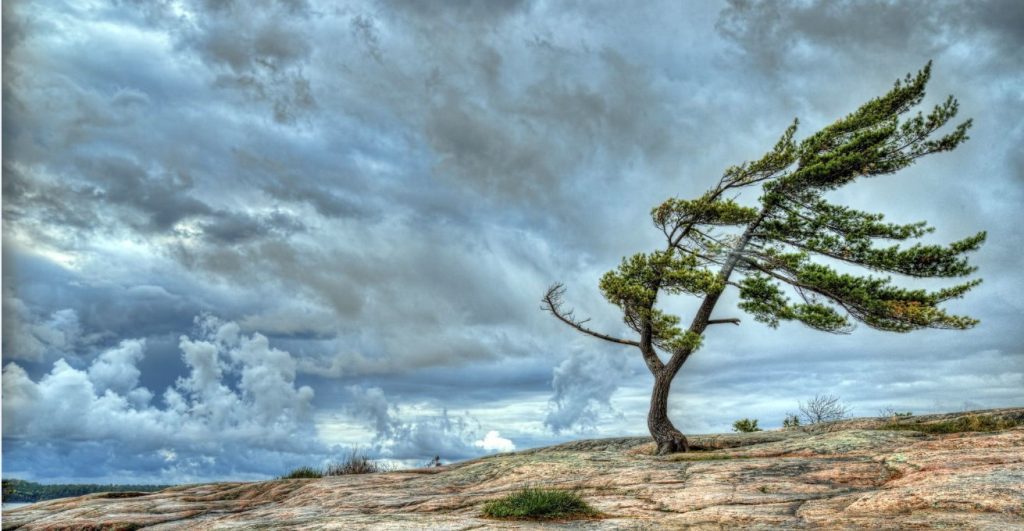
[879,407,914,420]
[325,450,387,475]
[732,418,762,433]
[281,466,323,479]
[880,414,1022,434]
[482,488,599,520]
[282,450,388,480]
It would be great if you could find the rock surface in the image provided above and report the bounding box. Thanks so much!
[5,408,1023,529]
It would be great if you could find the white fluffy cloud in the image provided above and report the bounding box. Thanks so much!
[342,385,515,461]
[473,430,516,453]
[2,315,322,482]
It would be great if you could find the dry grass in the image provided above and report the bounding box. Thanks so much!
[880,414,1022,434]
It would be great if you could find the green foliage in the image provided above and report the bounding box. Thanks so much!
[732,418,762,433]
[652,195,759,232]
[598,250,716,351]
[736,63,982,334]
[594,62,982,357]
[282,466,323,479]
[2,479,170,503]
[880,415,1021,434]
[783,414,801,429]
[482,488,599,520]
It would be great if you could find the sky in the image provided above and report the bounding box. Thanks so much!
[2,0,1022,484]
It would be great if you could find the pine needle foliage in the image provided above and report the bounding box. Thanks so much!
[543,63,984,452]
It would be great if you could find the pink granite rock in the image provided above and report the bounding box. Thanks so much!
[4,408,1022,529]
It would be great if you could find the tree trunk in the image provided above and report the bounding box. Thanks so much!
[648,372,689,455]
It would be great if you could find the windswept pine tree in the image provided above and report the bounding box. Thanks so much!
[543,63,984,455]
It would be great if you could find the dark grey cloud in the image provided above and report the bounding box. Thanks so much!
[718,0,1024,70]
[2,0,1021,482]
[545,348,631,434]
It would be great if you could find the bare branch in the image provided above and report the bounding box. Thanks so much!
[542,284,641,347]
[707,318,741,326]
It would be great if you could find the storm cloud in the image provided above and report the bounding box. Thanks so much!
[2,0,1022,482]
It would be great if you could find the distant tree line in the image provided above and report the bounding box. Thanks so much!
[2,479,171,503]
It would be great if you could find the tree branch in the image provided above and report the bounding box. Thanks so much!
[664,209,772,377]
[707,318,741,326]
[542,284,641,348]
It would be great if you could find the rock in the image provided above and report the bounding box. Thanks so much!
[4,408,1023,529]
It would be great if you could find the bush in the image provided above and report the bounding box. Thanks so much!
[732,418,762,433]
[282,466,323,479]
[782,414,801,429]
[798,394,850,425]
[482,488,599,520]
[324,449,386,476]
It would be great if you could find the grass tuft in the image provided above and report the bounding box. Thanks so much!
[281,466,323,479]
[282,450,389,479]
[325,450,386,475]
[482,488,599,520]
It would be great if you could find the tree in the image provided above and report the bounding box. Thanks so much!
[798,393,850,425]
[542,63,984,455]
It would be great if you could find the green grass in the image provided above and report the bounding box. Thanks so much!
[880,415,1022,434]
[281,466,323,479]
[482,488,599,520]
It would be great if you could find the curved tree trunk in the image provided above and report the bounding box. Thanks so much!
[648,372,689,455]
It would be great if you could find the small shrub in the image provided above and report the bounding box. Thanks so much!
[282,466,322,479]
[782,414,801,429]
[324,449,384,475]
[482,488,599,520]
[732,418,762,433]
[879,407,913,420]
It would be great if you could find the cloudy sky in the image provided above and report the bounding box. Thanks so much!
[3,0,1022,484]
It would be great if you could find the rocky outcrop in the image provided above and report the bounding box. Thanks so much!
[4,408,1023,529]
